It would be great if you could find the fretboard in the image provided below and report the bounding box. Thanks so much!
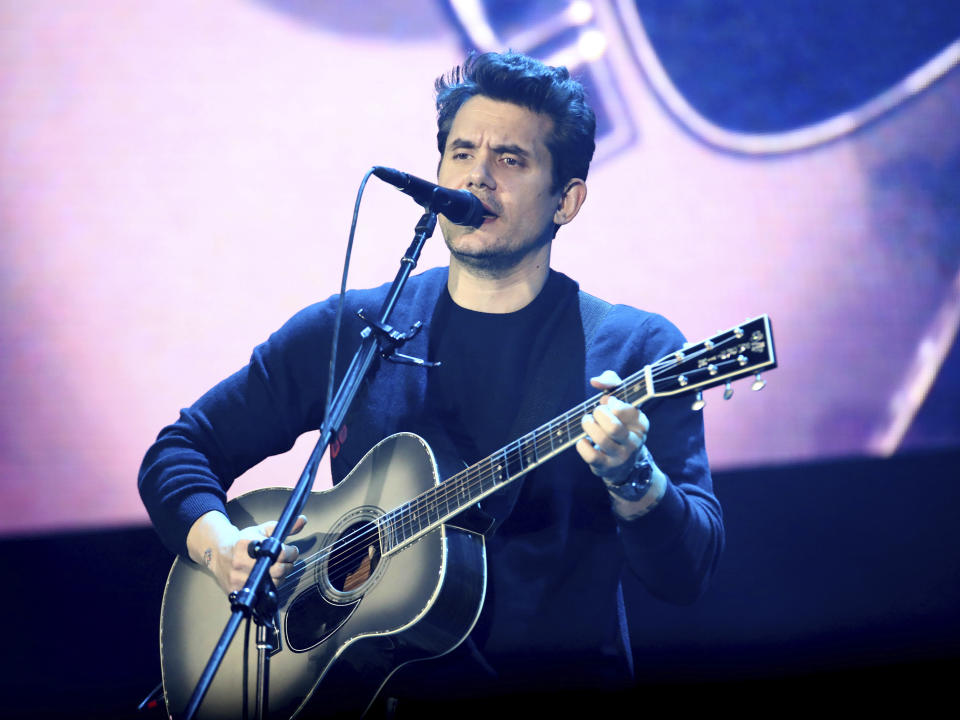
[375,314,776,554]
[378,369,651,554]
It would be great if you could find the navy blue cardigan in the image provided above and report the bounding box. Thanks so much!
[139,267,723,693]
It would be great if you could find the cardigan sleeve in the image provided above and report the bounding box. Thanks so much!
[592,308,725,603]
[137,299,337,558]
[138,269,451,559]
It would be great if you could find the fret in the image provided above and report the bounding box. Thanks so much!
[431,492,445,523]
[481,457,500,492]
[386,513,399,552]
[533,428,549,458]
[383,508,396,549]
[498,445,510,479]
[553,417,566,448]
[621,371,647,405]
[377,516,391,553]
[520,433,538,468]
[560,411,578,446]
[396,511,405,547]
[503,443,523,478]
[388,506,405,547]
[454,472,470,505]
[439,482,452,517]
[410,506,423,535]
[544,420,557,454]
[535,425,553,458]
[494,454,508,485]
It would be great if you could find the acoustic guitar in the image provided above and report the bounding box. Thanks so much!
[159,315,776,718]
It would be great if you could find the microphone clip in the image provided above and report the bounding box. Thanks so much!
[357,310,441,368]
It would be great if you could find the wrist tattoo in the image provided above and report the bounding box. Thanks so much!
[203,548,212,568]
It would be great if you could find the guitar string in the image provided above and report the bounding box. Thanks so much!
[276,365,653,591]
[276,397,608,592]
[277,343,760,594]
[284,358,749,589]
[275,339,757,593]
[276,336,762,592]
[349,335,757,551]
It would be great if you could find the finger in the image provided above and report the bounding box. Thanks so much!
[261,514,308,537]
[590,405,632,443]
[590,370,623,390]
[246,535,299,566]
[229,565,254,592]
[603,393,637,417]
[595,394,649,431]
[577,435,634,479]
[596,404,648,446]
[291,514,308,534]
[277,542,300,564]
[575,436,606,475]
[582,414,617,457]
[269,562,296,581]
[583,412,637,457]
[235,524,299,569]
[580,415,631,464]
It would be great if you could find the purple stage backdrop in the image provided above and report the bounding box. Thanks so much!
[2,0,958,536]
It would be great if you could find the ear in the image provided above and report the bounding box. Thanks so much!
[553,179,587,227]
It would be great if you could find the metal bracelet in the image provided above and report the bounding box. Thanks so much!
[604,446,654,502]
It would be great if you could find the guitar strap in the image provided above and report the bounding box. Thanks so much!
[476,289,613,535]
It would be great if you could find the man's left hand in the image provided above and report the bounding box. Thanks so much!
[576,370,647,481]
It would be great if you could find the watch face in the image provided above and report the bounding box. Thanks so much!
[633,459,653,484]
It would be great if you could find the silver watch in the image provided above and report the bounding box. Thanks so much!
[604,446,654,501]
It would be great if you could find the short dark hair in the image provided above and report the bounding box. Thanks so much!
[435,51,596,192]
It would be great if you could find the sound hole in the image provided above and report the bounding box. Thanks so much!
[327,520,382,594]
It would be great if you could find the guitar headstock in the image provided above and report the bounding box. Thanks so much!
[650,315,776,405]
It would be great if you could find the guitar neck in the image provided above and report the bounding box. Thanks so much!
[378,373,651,554]
[377,314,776,554]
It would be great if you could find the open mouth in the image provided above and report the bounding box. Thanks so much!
[480,202,499,221]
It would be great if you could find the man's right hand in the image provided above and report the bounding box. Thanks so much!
[186,510,307,596]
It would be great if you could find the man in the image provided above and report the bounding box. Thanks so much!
[139,51,723,712]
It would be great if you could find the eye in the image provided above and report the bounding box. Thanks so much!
[502,156,523,167]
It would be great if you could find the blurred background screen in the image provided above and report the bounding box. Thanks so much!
[2,0,959,536]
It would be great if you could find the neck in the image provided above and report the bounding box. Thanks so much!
[447,244,552,313]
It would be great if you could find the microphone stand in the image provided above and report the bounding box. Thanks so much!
[181,210,439,720]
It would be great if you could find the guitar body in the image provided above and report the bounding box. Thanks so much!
[160,432,487,719]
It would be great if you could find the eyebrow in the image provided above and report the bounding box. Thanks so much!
[448,138,532,158]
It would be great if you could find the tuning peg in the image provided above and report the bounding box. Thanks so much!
[691,391,705,411]
[723,382,734,400]
[751,373,766,391]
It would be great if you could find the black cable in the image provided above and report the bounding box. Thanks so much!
[321,167,376,441]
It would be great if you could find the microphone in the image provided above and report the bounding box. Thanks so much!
[372,166,486,228]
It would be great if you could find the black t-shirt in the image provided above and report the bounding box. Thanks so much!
[426,272,568,466]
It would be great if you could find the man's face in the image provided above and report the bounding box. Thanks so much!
[437,95,562,272]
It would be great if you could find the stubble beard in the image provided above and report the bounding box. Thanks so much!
[443,225,553,278]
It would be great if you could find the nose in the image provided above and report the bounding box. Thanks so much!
[465,154,496,191]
